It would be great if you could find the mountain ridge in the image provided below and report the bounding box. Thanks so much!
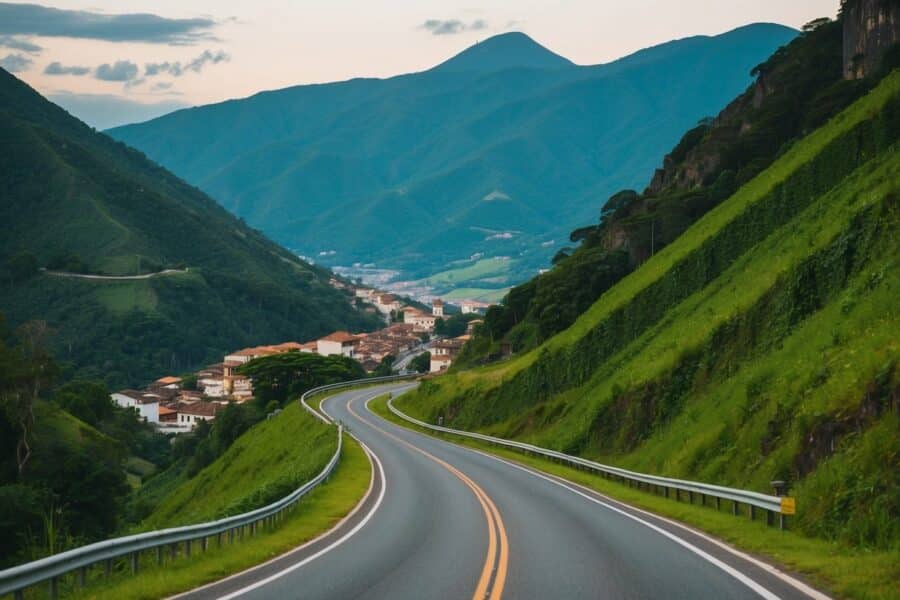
[430,31,576,73]
[109,23,798,286]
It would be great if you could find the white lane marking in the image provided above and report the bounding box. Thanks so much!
[465,448,785,599]
[204,388,393,600]
[216,440,388,600]
[369,397,828,600]
[455,445,831,600]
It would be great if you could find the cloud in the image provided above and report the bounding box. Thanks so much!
[48,91,190,130]
[0,3,217,44]
[0,52,31,72]
[95,60,139,81]
[0,34,41,53]
[151,81,173,91]
[44,61,90,76]
[421,19,488,35]
[144,49,229,77]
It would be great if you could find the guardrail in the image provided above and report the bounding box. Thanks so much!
[387,397,795,529]
[0,375,422,599]
[300,374,421,424]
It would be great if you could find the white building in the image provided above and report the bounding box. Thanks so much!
[317,331,360,357]
[176,402,220,429]
[404,309,437,332]
[460,300,491,315]
[432,299,444,317]
[111,390,160,423]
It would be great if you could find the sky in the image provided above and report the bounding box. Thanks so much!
[0,0,839,128]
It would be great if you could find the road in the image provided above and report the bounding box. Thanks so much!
[41,268,188,280]
[178,383,827,600]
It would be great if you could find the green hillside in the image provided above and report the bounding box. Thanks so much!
[0,68,379,387]
[109,25,797,283]
[140,402,336,529]
[398,70,900,551]
[458,18,880,363]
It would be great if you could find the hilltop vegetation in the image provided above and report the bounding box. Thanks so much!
[110,26,797,282]
[0,68,379,387]
[399,65,900,555]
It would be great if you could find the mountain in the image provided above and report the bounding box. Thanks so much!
[0,68,380,387]
[431,32,575,72]
[108,24,798,288]
[458,18,884,359]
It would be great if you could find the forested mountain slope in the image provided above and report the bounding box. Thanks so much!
[398,70,900,551]
[109,25,797,281]
[0,69,379,386]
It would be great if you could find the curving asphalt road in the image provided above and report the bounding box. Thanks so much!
[177,383,828,600]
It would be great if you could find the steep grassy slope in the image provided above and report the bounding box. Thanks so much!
[398,72,900,548]
[110,26,796,280]
[140,402,335,529]
[0,69,379,386]
[459,19,881,362]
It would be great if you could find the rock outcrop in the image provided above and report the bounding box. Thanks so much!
[842,0,900,78]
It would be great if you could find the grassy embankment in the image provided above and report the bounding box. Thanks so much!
[393,73,900,597]
[370,395,898,600]
[39,400,372,599]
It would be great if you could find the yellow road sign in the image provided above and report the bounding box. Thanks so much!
[781,497,796,515]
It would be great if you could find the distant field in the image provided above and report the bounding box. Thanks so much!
[442,287,509,303]
[416,257,514,287]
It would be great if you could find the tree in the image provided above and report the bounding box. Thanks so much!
[238,352,366,407]
[52,381,114,426]
[373,355,396,377]
[5,252,38,283]
[0,321,57,476]
[409,352,431,374]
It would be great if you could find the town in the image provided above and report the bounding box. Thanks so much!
[111,285,489,433]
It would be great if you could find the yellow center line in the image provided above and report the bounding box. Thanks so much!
[346,397,508,600]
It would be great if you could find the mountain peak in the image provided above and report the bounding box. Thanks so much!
[431,31,576,73]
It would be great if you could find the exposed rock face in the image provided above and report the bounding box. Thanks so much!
[843,0,900,78]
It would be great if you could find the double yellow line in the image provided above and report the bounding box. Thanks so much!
[348,400,508,600]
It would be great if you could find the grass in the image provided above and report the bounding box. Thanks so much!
[141,402,337,529]
[59,433,372,600]
[369,395,900,600]
[91,281,159,314]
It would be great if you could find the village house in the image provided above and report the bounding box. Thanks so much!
[404,308,437,332]
[374,293,402,315]
[150,376,182,390]
[317,331,361,357]
[460,300,491,315]
[175,401,221,429]
[430,337,467,373]
[196,363,226,398]
[432,298,444,317]
[111,390,160,423]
